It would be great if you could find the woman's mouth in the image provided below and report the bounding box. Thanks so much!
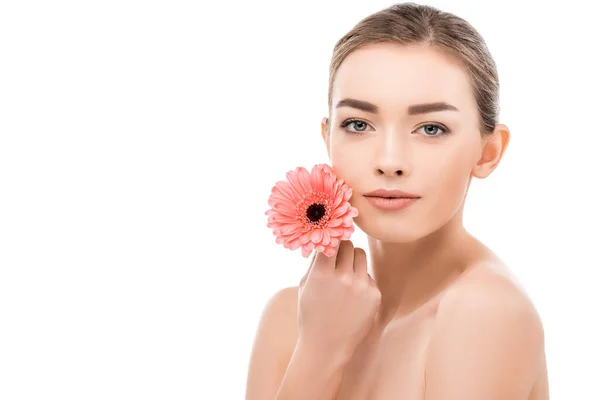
[363,188,421,211]
[363,195,419,211]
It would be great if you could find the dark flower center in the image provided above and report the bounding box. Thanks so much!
[306,203,326,223]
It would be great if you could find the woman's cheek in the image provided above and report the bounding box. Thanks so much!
[330,145,364,185]
[440,156,473,211]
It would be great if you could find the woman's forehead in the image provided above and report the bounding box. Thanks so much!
[331,43,476,113]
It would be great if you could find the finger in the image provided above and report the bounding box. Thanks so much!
[353,247,368,278]
[335,240,355,275]
[313,240,341,273]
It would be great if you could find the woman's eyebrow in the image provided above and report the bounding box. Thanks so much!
[408,102,459,115]
[336,98,379,113]
[335,98,459,115]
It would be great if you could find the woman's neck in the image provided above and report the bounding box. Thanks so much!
[367,212,487,326]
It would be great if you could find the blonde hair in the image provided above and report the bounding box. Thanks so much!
[328,2,499,136]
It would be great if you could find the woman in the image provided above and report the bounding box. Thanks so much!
[246,3,548,399]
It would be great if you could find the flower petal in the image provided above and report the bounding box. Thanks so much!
[324,173,335,195]
[340,228,353,240]
[310,165,325,193]
[310,229,323,243]
[342,215,354,227]
[268,213,298,223]
[331,203,350,219]
[288,237,303,250]
[281,223,301,235]
[321,229,331,246]
[286,168,308,199]
[301,244,313,258]
[300,231,313,245]
[327,218,343,227]
[285,229,304,242]
[267,221,284,229]
[272,202,297,218]
[347,206,359,218]
[343,186,353,202]
[328,226,346,237]
[317,164,334,176]
[333,190,345,209]
[275,180,299,202]
[296,167,314,194]
[324,245,337,257]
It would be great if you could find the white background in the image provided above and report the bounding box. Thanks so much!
[1,0,599,399]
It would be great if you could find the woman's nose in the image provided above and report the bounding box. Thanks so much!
[373,132,410,177]
[376,167,404,176]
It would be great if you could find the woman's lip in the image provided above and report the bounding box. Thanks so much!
[363,189,420,198]
[364,196,419,211]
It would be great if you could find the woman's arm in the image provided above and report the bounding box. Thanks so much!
[424,277,546,399]
[245,286,350,400]
[273,340,349,400]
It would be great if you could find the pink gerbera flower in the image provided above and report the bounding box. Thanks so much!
[265,164,359,258]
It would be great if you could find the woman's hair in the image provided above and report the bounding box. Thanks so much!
[328,2,499,136]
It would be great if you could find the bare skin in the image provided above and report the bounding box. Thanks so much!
[246,42,548,399]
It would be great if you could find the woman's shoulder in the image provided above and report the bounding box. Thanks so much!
[259,285,300,341]
[449,258,539,313]
[424,260,547,396]
[257,285,301,353]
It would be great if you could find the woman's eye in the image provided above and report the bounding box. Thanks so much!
[340,119,373,134]
[416,124,449,137]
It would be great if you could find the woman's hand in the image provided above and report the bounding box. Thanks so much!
[296,240,382,361]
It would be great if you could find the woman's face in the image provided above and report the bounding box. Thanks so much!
[323,43,488,242]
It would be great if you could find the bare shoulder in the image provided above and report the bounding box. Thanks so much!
[440,262,545,354]
[251,285,300,362]
[444,262,543,328]
[246,286,300,400]
[260,285,300,328]
[424,263,547,399]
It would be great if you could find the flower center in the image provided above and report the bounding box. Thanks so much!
[296,191,332,230]
[306,203,326,223]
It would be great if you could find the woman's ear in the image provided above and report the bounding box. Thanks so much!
[472,123,510,179]
[321,117,330,158]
